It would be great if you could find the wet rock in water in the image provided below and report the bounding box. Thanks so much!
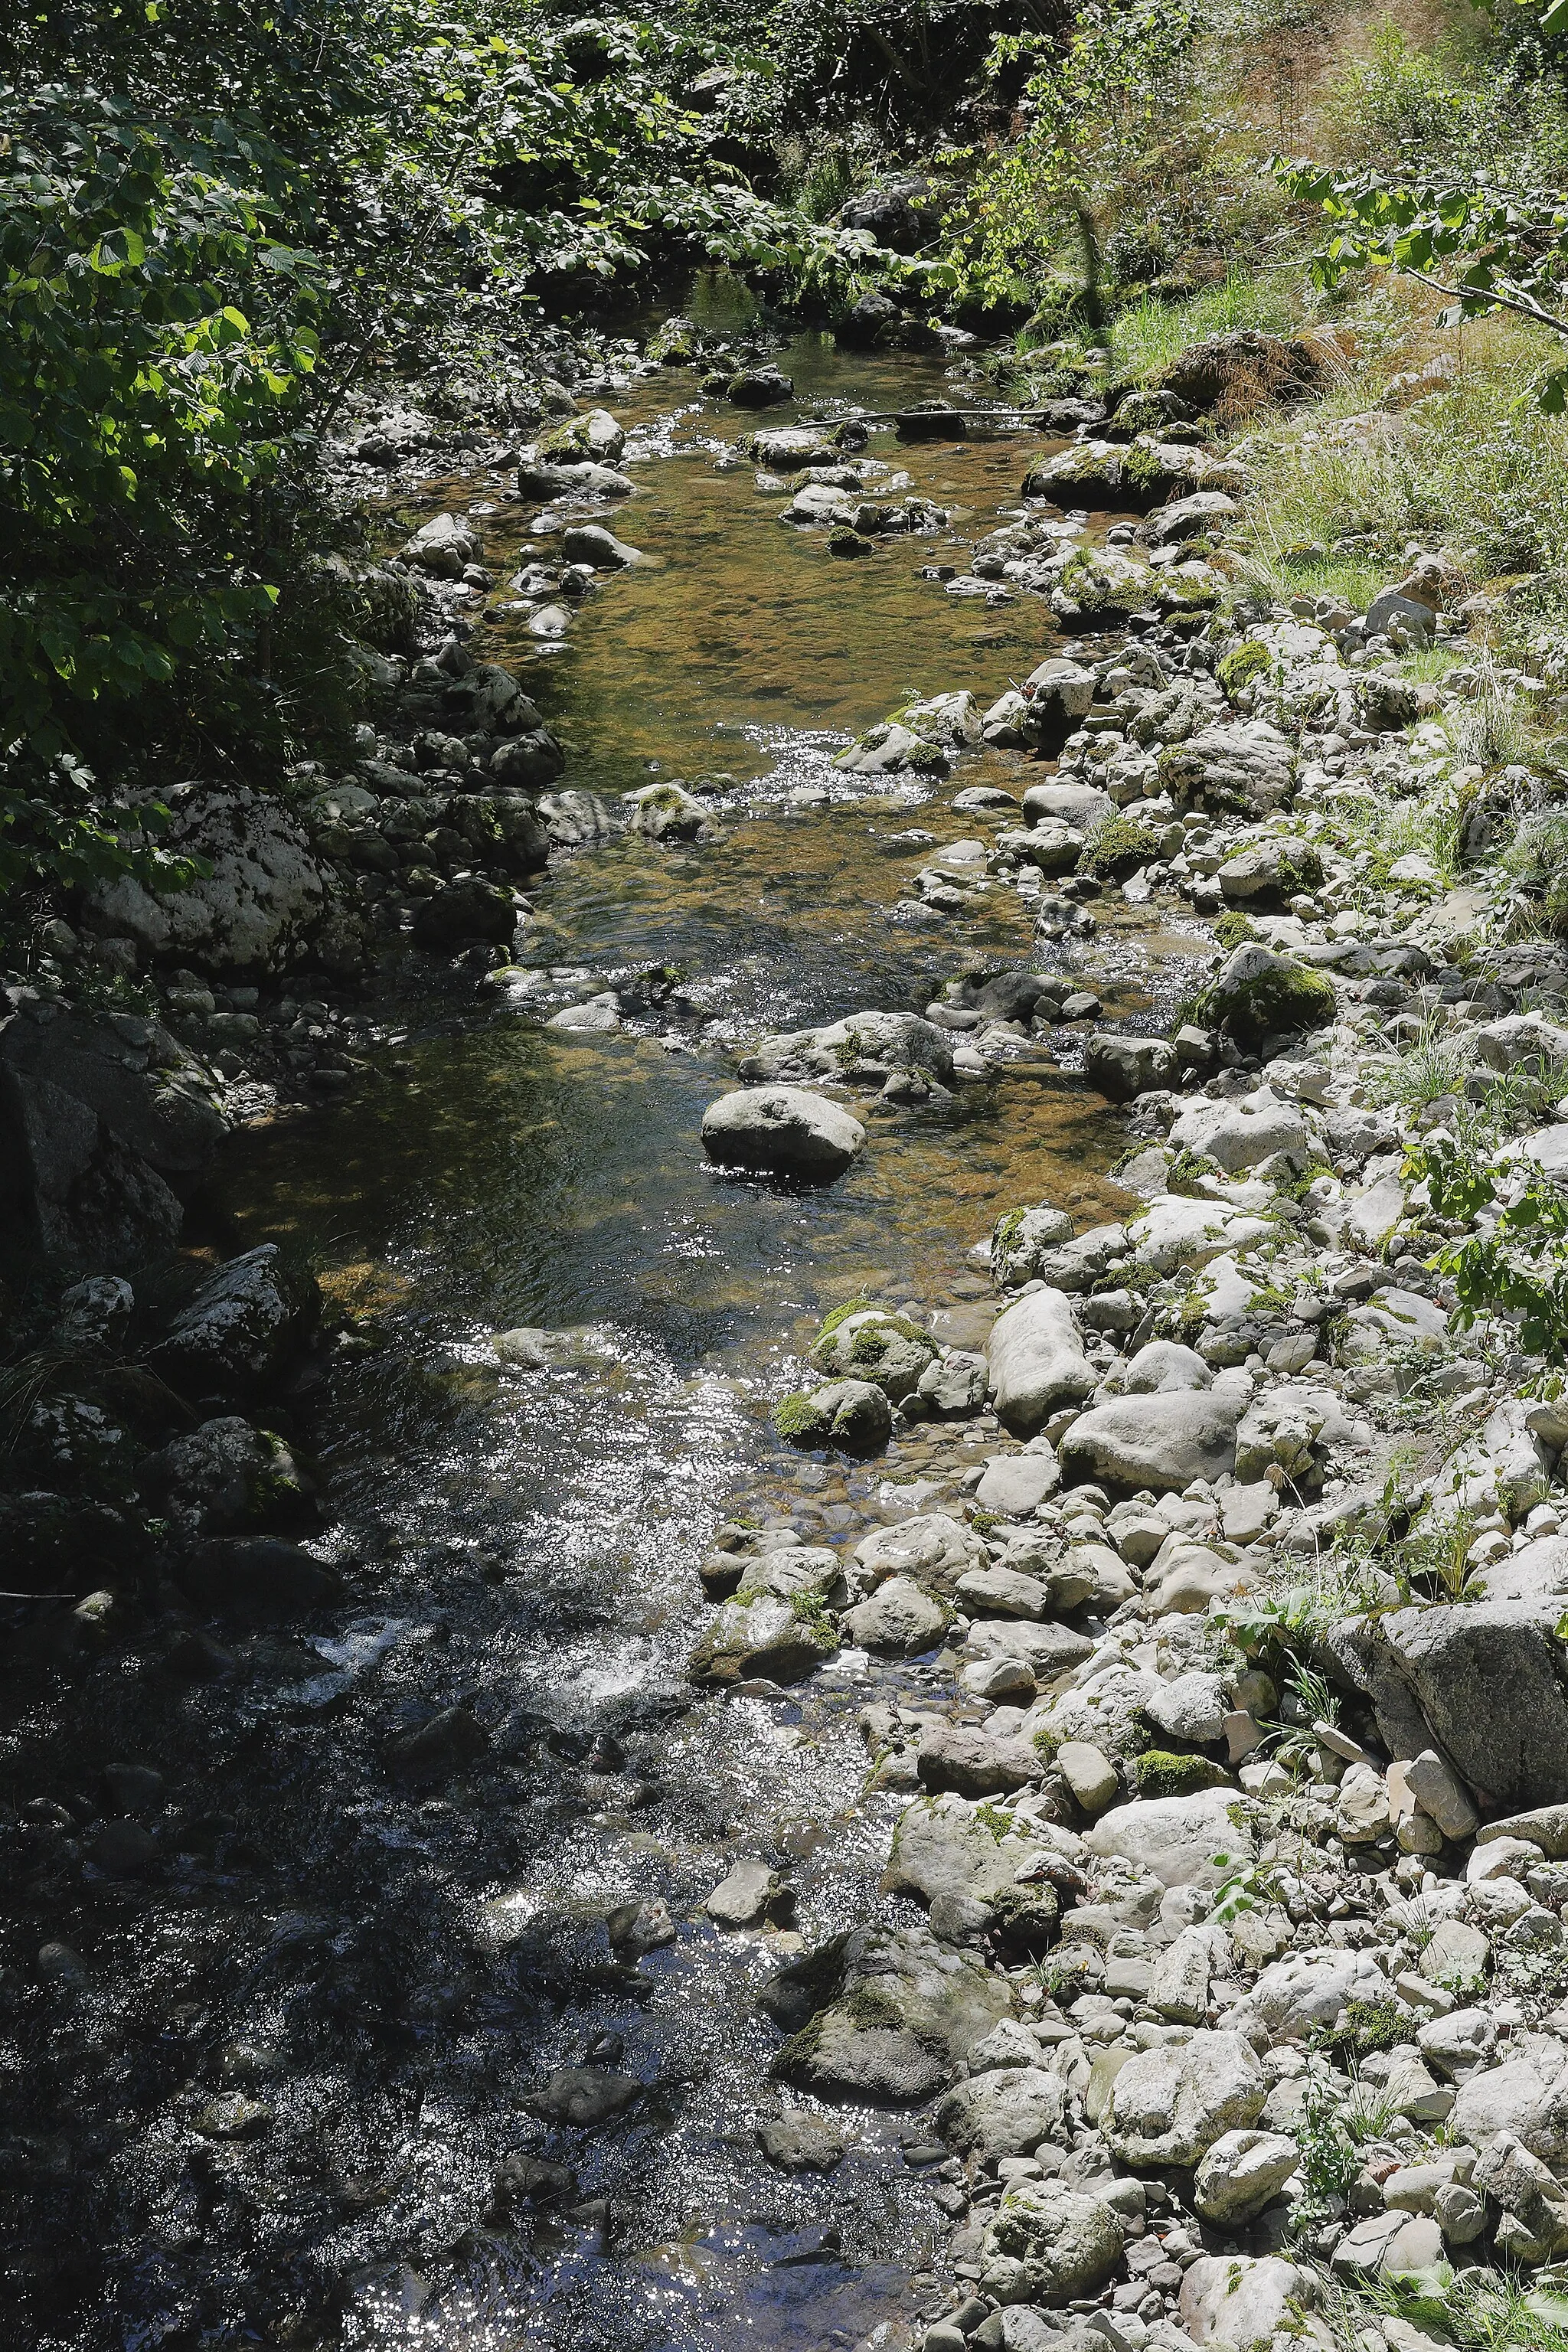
[743,1008,956,1088]
[523,2066,642,2128]
[985,1287,1096,1435]
[690,1545,844,1684]
[607,1896,678,1955]
[978,2180,1125,2305]
[991,1203,1073,1288]
[537,407,626,466]
[706,1857,782,1926]
[518,455,634,498]
[152,1243,318,1396]
[628,781,723,843]
[1059,1390,1242,1493]
[401,510,480,577]
[762,1920,1011,2102]
[547,992,622,1031]
[726,367,794,407]
[488,730,566,789]
[412,876,518,949]
[561,521,642,568]
[194,2092,273,2139]
[87,1818,161,1876]
[488,2153,577,2215]
[384,1704,491,1780]
[773,1377,892,1452]
[757,2112,845,2171]
[702,1086,865,1181]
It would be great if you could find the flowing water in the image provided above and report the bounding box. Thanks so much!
[13,324,1212,2352]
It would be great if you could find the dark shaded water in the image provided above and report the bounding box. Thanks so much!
[10,330,1211,2352]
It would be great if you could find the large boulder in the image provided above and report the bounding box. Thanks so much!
[1230,1949,1396,2046]
[1158,722,1297,815]
[986,1288,1096,1434]
[142,1416,314,1539]
[0,1000,229,1272]
[1179,2256,1312,2351]
[1103,2029,1267,2166]
[1085,1788,1253,1889]
[1059,1391,1242,1492]
[411,877,518,949]
[936,2066,1065,2162]
[1195,942,1336,1047]
[85,785,337,974]
[1168,1091,1311,1174]
[884,1792,1077,1942]
[761,1922,1011,2102]
[978,2183,1124,2305]
[812,1306,936,1400]
[689,1546,843,1685]
[151,1246,318,1396]
[1083,1033,1178,1102]
[851,1512,985,1596]
[1376,1602,1568,1809]
[701,1086,865,1182]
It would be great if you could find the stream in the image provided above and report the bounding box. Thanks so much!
[18,322,1214,2352]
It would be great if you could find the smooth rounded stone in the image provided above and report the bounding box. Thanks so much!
[1149,1926,1214,2024]
[706,1858,780,1927]
[547,991,622,1031]
[1127,1194,1273,1272]
[1416,2005,1497,2080]
[1145,1669,1229,1745]
[523,2066,642,2128]
[1178,2255,1310,2350]
[1194,2128,1300,2223]
[1100,1338,1212,1396]
[1230,1947,1395,2044]
[1056,1740,1120,1816]
[518,456,634,497]
[702,1086,866,1181]
[539,406,627,464]
[955,1565,1054,1623]
[916,1722,1043,1798]
[766,1921,1011,2102]
[1085,1787,1252,1890]
[690,1589,837,1687]
[87,1818,160,1875]
[843,1574,949,1655]
[978,2180,1125,2306]
[402,509,480,573]
[757,2112,844,2171]
[1104,2030,1266,2167]
[963,1655,1037,1703]
[1083,1032,1178,1102]
[1059,1391,1242,1494]
[1021,779,1112,829]
[777,1378,893,1452]
[986,1287,1096,1435]
[852,1512,985,1595]
[1031,1660,1161,1762]
[936,2065,1064,2161]
[561,522,642,568]
[975,1450,1061,1517]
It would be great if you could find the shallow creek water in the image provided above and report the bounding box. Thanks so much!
[23,334,1214,2352]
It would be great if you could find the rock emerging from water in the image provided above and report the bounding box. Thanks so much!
[701,1086,865,1181]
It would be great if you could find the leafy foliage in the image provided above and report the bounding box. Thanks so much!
[1412,1136,1568,1362]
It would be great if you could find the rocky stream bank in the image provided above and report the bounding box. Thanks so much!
[6,319,1568,2352]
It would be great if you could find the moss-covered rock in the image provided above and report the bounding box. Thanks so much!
[812,1306,936,1400]
[647,314,698,365]
[1217,640,1272,701]
[1077,813,1163,883]
[1191,941,1336,1047]
[1133,1749,1233,1798]
[773,1378,893,1452]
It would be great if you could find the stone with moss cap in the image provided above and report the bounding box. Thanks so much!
[1191,940,1336,1048]
[760,1919,1011,2102]
[812,1305,936,1400]
[702,1086,865,1181]
[771,1377,891,1453]
[688,1543,845,1685]
[627,780,724,844]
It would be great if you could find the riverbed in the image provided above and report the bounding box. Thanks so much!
[21,328,1213,2352]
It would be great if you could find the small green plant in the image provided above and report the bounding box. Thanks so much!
[772,1392,820,1441]
[1077,811,1161,881]
[1312,1997,1410,2060]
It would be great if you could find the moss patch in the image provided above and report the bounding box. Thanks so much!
[1134,1749,1232,1798]
[772,1392,822,1442]
[1079,813,1161,882]
[1193,956,1336,1046]
[1217,640,1272,700]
